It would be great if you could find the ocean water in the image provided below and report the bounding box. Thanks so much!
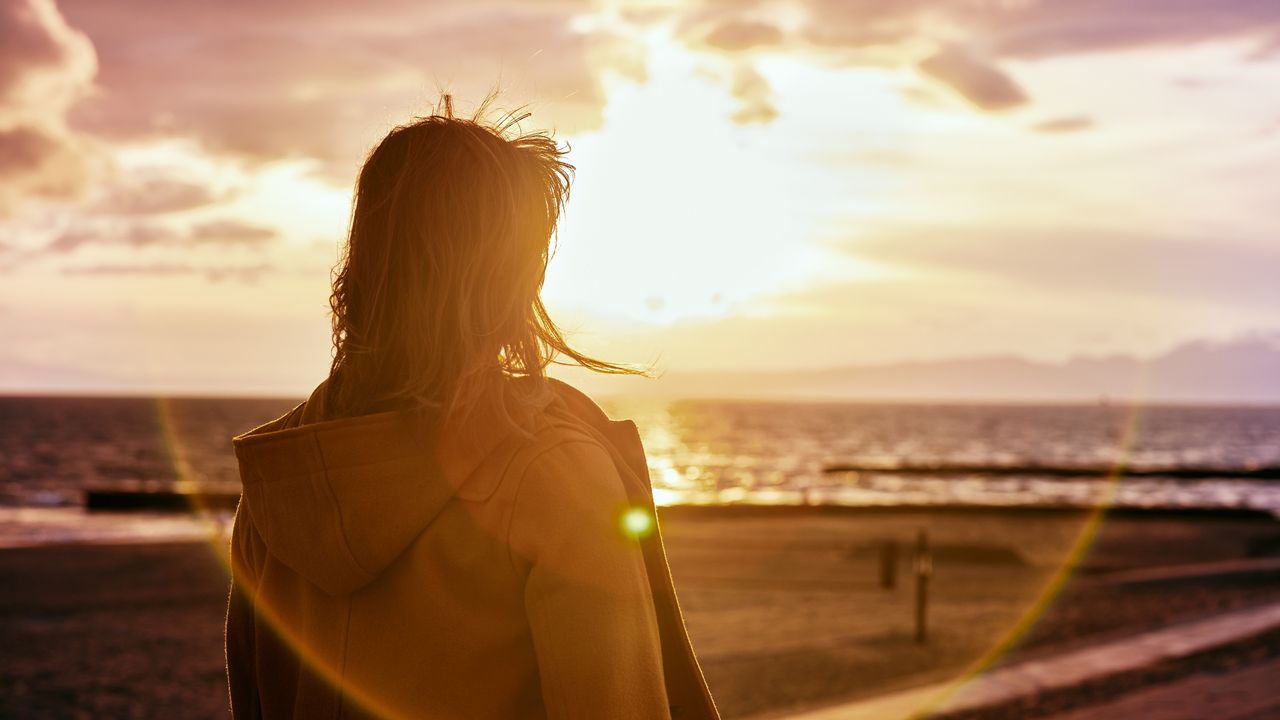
[2,395,1279,534]
[601,397,1280,513]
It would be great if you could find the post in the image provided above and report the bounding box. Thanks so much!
[879,539,898,590]
[914,529,931,644]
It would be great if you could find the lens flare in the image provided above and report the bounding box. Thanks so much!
[155,399,413,719]
[902,393,1150,717]
[620,506,655,539]
[150,375,1153,720]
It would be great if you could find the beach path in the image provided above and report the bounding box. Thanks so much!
[1041,653,1280,720]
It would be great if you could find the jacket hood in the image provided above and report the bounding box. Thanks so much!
[231,377,549,595]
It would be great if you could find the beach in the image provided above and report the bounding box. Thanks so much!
[2,506,1277,719]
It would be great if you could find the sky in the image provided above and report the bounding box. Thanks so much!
[1,0,1278,396]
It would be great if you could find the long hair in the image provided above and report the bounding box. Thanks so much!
[325,96,644,428]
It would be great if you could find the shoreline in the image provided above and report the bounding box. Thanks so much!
[3,501,1276,552]
[1,509,1277,718]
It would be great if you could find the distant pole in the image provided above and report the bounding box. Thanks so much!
[879,539,898,590]
[915,529,932,644]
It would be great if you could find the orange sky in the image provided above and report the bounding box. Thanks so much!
[1,0,1278,395]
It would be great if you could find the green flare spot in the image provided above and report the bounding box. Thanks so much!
[620,506,654,539]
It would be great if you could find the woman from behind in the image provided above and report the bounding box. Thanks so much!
[224,98,719,720]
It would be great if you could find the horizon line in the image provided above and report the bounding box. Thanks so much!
[3,386,1279,410]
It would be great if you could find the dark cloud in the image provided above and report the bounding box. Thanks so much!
[703,21,783,51]
[0,124,55,170]
[789,0,1280,59]
[0,0,97,211]
[684,0,1280,114]
[917,46,1028,111]
[1031,115,1095,133]
[977,0,1280,60]
[802,23,914,51]
[56,0,623,179]
[0,0,88,101]
[190,219,277,246]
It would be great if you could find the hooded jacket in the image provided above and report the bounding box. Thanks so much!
[225,376,719,720]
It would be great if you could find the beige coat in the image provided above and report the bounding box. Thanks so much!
[225,377,719,719]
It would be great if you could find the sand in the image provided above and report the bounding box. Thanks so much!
[1,507,1278,719]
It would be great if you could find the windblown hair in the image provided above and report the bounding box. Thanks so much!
[325,96,643,426]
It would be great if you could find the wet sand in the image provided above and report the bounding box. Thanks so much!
[1,508,1278,719]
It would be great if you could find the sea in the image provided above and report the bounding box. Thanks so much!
[1,395,1279,546]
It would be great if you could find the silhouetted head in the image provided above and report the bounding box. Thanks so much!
[326,96,638,424]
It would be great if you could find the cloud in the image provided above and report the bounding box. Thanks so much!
[681,0,1280,115]
[56,0,630,179]
[703,21,783,51]
[95,176,223,215]
[917,46,1028,111]
[728,63,779,125]
[0,0,93,108]
[979,0,1280,60]
[61,260,272,283]
[46,217,276,253]
[190,219,277,246]
[61,260,190,275]
[1247,33,1280,61]
[787,0,1280,59]
[0,0,98,212]
[1031,115,1095,133]
[48,223,177,253]
[0,124,84,194]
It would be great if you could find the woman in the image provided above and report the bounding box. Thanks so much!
[225,99,720,720]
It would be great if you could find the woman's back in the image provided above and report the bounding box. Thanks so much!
[225,99,718,718]
[227,376,716,719]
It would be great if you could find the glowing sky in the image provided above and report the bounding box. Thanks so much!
[1,0,1278,395]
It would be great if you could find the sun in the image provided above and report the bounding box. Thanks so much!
[542,26,883,327]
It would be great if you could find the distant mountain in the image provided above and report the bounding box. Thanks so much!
[571,336,1280,404]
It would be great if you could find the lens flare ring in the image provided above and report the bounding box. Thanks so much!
[153,374,1152,719]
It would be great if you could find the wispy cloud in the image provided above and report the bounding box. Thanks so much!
[46,218,276,253]
[94,175,224,215]
[917,46,1028,111]
[48,223,177,253]
[61,260,272,283]
[190,219,277,246]
[1031,115,1095,133]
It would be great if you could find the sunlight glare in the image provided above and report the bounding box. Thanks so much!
[546,28,853,325]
